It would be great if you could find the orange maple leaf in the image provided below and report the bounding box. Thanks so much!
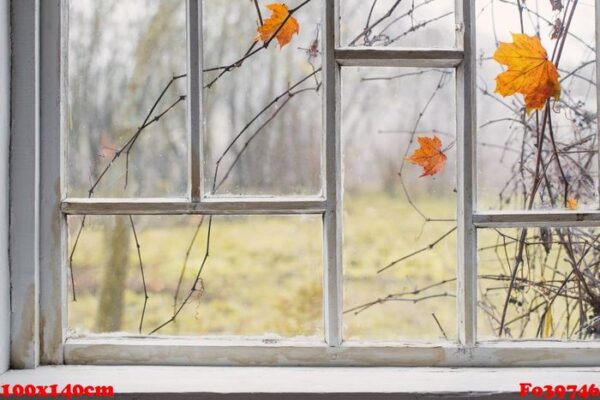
[406,136,447,177]
[493,33,560,111]
[566,197,578,210]
[257,3,300,49]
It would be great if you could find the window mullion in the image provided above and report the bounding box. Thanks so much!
[323,0,343,347]
[39,0,66,365]
[187,0,201,201]
[455,0,477,347]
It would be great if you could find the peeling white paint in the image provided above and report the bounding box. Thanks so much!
[39,0,65,365]
[63,337,600,367]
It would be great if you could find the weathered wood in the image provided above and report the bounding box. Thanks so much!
[0,0,10,375]
[336,48,463,68]
[323,0,343,347]
[474,210,600,227]
[39,0,65,365]
[455,0,477,346]
[61,197,327,215]
[64,337,600,367]
[187,0,201,201]
[10,0,40,369]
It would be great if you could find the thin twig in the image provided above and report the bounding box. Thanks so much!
[204,0,313,88]
[377,227,457,274]
[68,74,186,302]
[129,216,148,334]
[432,313,448,340]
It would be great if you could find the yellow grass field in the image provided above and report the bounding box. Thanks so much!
[69,193,460,342]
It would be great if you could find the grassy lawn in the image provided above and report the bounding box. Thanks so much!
[69,192,458,341]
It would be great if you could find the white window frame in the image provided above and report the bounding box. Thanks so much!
[9,0,600,369]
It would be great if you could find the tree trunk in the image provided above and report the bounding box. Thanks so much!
[95,216,130,332]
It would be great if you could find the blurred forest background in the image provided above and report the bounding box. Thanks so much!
[67,0,597,341]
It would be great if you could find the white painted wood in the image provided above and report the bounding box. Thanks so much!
[0,0,10,375]
[474,210,600,227]
[336,48,463,68]
[62,202,600,224]
[38,0,65,365]
[61,197,326,215]
[455,0,477,346]
[4,365,600,397]
[187,0,201,201]
[323,0,343,347]
[9,0,40,369]
[63,338,600,367]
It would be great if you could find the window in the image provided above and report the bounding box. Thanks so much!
[11,0,600,368]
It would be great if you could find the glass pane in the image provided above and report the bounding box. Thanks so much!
[68,215,323,338]
[479,227,600,341]
[66,0,188,198]
[342,67,457,341]
[477,1,598,211]
[203,0,322,197]
[340,0,455,48]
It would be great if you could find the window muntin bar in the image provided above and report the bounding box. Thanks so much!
[475,210,600,228]
[322,0,343,347]
[188,0,201,201]
[335,48,463,67]
[455,0,477,346]
[61,197,327,215]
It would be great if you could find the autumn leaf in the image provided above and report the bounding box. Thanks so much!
[406,136,447,177]
[257,3,300,49]
[566,197,578,210]
[493,33,560,111]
